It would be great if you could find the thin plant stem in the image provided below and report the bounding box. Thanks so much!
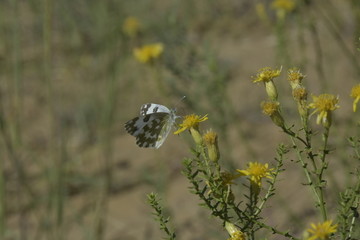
[11,0,22,146]
[317,127,330,221]
[42,0,57,239]
[289,136,321,205]
[0,135,5,238]
[94,42,119,240]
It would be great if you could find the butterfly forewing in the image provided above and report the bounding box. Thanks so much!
[125,103,177,149]
[140,103,171,116]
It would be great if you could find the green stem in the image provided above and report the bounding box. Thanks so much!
[284,121,328,221]
[290,136,322,205]
[255,151,283,215]
[257,222,300,240]
[283,124,325,218]
[317,127,330,221]
[234,206,300,240]
[248,184,259,240]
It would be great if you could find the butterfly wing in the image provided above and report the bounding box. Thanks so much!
[140,103,171,116]
[125,112,170,148]
[154,112,176,148]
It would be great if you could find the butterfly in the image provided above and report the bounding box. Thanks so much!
[124,103,178,148]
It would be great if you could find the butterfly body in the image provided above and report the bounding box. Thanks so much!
[125,103,177,148]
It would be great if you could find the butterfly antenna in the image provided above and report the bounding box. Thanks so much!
[173,96,186,117]
[175,96,186,108]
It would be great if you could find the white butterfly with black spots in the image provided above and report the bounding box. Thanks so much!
[125,103,178,148]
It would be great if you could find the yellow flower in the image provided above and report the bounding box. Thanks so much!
[253,67,281,100]
[308,94,339,128]
[203,129,220,162]
[261,101,280,116]
[292,86,308,101]
[288,68,305,89]
[174,114,208,145]
[306,220,337,240]
[293,86,308,120]
[350,84,360,112]
[133,43,164,64]
[122,17,141,38]
[253,67,281,83]
[261,101,285,128]
[236,162,274,188]
[271,0,296,12]
[203,129,217,145]
[174,114,208,135]
[225,222,246,240]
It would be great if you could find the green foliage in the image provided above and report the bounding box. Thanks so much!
[147,193,176,240]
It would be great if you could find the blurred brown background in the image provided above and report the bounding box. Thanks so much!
[0,0,359,239]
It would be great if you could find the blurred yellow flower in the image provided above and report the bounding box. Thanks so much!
[255,3,269,22]
[308,94,339,127]
[271,0,296,12]
[306,220,337,240]
[174,114,208,135]
[350,84,360,112]
[236,162,274,188]
[122,17,141,38]
[133,43,164,64]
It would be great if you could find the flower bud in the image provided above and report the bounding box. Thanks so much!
[203,129,220,162]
